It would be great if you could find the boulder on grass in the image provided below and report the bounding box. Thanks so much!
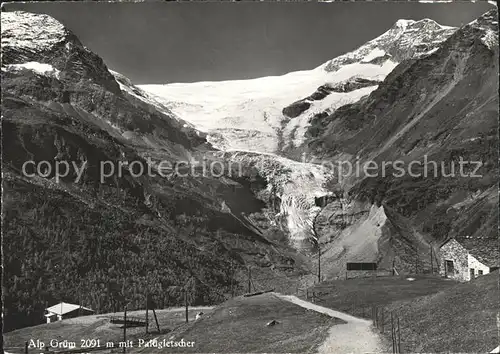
[266,319,279,327]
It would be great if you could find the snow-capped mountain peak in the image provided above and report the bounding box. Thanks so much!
[1,11,67,51]
[323,17,456,72]
[393,18,454,31]
[464,9,499,50]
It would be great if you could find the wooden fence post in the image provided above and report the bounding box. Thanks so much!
[430,247,434,274]
[185,290,189,323]
[145,293,149,334]
[230,259,234,298]
[25,341,28,354]
[391,312,395,354]
[152,308,160,332]
[123,308,127,354]
[397,316,401,353]
[381,309,385,333]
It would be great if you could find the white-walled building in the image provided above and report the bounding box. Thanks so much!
[439,238,498,282]
[44,302,94,323]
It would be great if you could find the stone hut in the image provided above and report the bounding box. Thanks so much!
[439,237,498,282]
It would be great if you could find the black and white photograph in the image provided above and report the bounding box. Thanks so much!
[1,0,499,353]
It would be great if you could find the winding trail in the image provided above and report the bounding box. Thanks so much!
[274,293,384,354]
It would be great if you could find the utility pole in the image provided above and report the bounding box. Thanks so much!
[312,211,322,284]
[230,259,234,298]
[312,191,338,284]
[247,266,251,293]
[123,307,127,354]
[430,247,434,274]
[415,249,419,274]
[184,289,189,323]
[145,293,149,334]
[318,242,321,283]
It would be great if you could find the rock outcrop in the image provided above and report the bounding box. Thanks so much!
[282,78,381,118]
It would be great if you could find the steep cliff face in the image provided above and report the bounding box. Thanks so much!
[1,11,307,331]
[305,9,498,278]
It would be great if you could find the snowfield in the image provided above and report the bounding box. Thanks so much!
[139,60,396,153]
[3,61,61,79]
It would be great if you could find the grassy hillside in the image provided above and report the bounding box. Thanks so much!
[304,272,498,353]
[6,293,345,353]
[385,271,499,353]
[135,293,345,353]
[305,274,458,318]
[3,307,211,353]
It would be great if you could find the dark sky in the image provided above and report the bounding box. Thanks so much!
[4,1,494,84]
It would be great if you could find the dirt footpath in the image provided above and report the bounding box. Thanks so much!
[274,293,385,354]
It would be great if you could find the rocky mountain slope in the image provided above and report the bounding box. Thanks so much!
[306,9,498,277]
[1,11,309,332]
